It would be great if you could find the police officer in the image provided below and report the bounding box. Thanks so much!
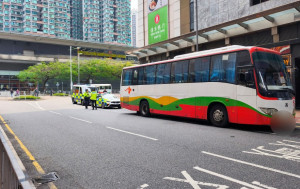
[90,89,97,110]
[83,89,90,109]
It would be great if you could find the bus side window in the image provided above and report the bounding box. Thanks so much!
[144,65,156,85]
[132,69,138,85]
[237,51,252,66]
[122,69,133,86]
[189,57,210,82]
[138,67,144,85]
[236,51,255,89]
[237,68,255,88]
[210,53,236,84]
[210,55,225,82]
[156,63,171,84]
[171,60,189,83]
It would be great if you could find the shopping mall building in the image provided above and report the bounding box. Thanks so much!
[128,0,300,107]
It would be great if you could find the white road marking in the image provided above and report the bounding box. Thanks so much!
[164,171,229,189]
[106,127,158,141]
[194,166,266,189]
[282,140,300,144]
[25,102,45,110]
[181,171,201,189]
[252,181,277,189]
[35,102,45,110]
[49,111,62,115]
[26,102,38,109]
[69,116,92,124]
[202,151,300,179]
[137,184,149,189]
[243,146,300,162]
[269,141,300,149]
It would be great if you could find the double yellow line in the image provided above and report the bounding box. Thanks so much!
[0,115,57,189]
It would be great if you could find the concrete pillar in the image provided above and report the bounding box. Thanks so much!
[272,27,279,43]
[225,37,230,46]
[166,51,170,58]
[191,45,195,52]
[146,56,150,63]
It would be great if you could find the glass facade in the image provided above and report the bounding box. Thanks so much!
[0,0,131,45]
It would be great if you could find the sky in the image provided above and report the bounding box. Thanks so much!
[131,0,138,10]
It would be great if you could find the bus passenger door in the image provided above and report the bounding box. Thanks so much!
[236,67,257,124]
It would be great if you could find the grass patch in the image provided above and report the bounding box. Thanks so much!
[53,93,69,96]
[14,95,40,100]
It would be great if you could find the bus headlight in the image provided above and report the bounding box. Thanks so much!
[260,108,278,116]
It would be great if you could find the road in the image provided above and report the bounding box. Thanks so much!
[0,96,299,189]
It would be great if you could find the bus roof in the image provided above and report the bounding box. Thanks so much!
[174,45,252,59]
[123,45,280,70]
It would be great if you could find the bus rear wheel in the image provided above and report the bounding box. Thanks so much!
[140,101,150,117]
[209,104,228,127]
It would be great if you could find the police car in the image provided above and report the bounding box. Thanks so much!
[72,84,97,105]
[96,93,121,109]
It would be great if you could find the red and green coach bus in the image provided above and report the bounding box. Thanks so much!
[120,45,295,128]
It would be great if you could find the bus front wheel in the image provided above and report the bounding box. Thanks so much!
[209,104,228,127]
[140,101,150,117]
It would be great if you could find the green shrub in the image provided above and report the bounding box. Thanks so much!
[14,95,40,100]
[53,93,69,96]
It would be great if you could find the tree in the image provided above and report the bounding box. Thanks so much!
[18,61,70,91]
[79,58,133,83]
[18,59,134,91]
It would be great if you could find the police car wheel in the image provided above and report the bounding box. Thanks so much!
[101,103,105,109]
[72,98,77,104]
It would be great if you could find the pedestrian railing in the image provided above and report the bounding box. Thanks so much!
[0,127,35,189]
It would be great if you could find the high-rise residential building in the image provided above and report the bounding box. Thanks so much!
[82,0,101,42]
[131,10,137,47]
[0,0,131,45]
[72,0,132,45]
[70,0,83,40]
[0,0,71,39]
[99,0,131,45]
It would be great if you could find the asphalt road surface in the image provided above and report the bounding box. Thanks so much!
[0,96,299,189]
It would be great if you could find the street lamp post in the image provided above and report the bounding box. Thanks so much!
[195,0,199,52]
[77,47,81,84]
[70,46,72,92]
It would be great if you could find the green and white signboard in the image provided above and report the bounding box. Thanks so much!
[148,5,168,45]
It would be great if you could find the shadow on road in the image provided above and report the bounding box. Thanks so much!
[123,112,300,137]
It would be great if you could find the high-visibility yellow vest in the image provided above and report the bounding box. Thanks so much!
[83,92,90,98]
[90,91,97,100]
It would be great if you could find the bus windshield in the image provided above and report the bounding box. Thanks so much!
[253,52,293,93]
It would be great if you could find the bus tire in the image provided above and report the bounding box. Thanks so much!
[209,104,228,127]
[72,98,77,104]
[140,100,150,117]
